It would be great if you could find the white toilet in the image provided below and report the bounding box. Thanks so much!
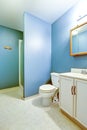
[39,72,60,106]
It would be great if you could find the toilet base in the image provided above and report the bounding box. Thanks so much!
[42,96,52,107]
[39,84,56,107]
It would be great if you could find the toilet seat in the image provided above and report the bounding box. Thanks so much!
[39,84,56,93]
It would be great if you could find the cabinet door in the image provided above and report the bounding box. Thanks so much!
[75,79,87,127]
[60,76,74,116]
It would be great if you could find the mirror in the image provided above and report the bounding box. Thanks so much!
[70,22,87,56]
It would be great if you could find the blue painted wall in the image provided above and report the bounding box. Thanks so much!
[24,13,51,97]
[52,0,87,73]
[0,26,23,89]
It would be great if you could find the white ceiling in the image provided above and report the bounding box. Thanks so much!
[0,0,79,31]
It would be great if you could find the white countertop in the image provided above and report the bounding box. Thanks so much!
[60,72,87,81]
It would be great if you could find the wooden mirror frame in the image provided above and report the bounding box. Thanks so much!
[70,22,87,56]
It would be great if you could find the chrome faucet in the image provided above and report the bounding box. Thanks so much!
[81,69,87,74]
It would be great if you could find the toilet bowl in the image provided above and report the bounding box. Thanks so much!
[39,73,60,106]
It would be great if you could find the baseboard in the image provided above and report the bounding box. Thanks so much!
[19,84,23,88]
[61,109,87,130]
[22,94,39,101]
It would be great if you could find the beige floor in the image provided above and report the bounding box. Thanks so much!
[0,87,82,130]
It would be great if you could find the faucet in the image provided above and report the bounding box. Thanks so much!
[81,69,87,74]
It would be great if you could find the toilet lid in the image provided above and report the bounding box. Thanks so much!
[39,84,55,93]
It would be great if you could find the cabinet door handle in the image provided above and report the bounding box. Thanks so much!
[71,86,74,95]
[74,86,76,95]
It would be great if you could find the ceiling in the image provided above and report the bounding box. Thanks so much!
[0,0,79,31]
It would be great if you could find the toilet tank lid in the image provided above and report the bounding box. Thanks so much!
[51,72,60,76]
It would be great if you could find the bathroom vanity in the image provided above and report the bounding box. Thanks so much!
[59,70,87,129]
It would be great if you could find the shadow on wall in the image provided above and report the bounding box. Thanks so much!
[46,78,52,84]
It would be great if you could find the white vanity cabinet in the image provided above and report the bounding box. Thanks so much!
[59,73,87,129]
[75,79,87,127]
[59,77,74,117]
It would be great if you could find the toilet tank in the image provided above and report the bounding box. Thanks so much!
[51,72,60,88]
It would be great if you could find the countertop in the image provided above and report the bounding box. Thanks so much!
[60,72,87,81]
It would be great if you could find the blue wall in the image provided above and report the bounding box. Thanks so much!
[0,26,23,89]
[52,0,87,73]
[24,13,51,97]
